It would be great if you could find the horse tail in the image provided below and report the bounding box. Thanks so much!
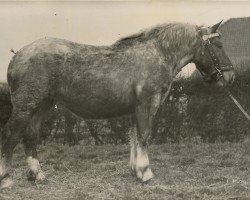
[7,49,23,94]
[0,82,12,130]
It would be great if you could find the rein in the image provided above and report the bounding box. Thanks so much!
[226,89,250,122]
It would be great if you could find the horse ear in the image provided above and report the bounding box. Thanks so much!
[210,20,223,33]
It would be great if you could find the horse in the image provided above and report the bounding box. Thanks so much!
[0,21,235,188]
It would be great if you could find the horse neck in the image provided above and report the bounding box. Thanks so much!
[163,40,198,77]
[174,53,194,76]
[152,25,200,77]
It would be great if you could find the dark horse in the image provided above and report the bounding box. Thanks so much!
[0,21,235,188]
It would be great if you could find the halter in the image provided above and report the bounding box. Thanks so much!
[198,32,233,81]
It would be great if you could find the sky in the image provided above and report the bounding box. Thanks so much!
[0,1,250,81]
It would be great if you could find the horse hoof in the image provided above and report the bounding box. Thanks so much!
[136,167,154,183]
[27,170,46,182]
[142,167,154,183]
[0,177,13,190]
[36,172,46,182]
[27,170,36,181]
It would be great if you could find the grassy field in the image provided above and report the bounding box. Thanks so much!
[0,137,249,200]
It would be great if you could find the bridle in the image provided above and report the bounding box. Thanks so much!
[197,31,234,82]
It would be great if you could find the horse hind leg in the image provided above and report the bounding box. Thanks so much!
[0,108,33,189]
[23,99,53,182]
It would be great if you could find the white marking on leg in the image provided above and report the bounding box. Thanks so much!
[26,156,45,181]
[129,128,136,171]
[0,157,7,177]
[136,145,153,182]
[136,145,149,170]
[26,156,41,174]
[130,140,136,171]
[136,145,149,179]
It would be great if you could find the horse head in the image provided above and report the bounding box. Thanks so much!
[193,21,235,87]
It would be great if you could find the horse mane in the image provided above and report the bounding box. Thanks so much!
[113,22,199,51]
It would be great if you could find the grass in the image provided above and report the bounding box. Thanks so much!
[0,138,249,200]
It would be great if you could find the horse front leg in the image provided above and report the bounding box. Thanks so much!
[131,93,161,182]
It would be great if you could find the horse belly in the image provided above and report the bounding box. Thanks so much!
[59,87,135,119]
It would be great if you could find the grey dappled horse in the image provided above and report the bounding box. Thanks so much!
[0,22,235,188]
